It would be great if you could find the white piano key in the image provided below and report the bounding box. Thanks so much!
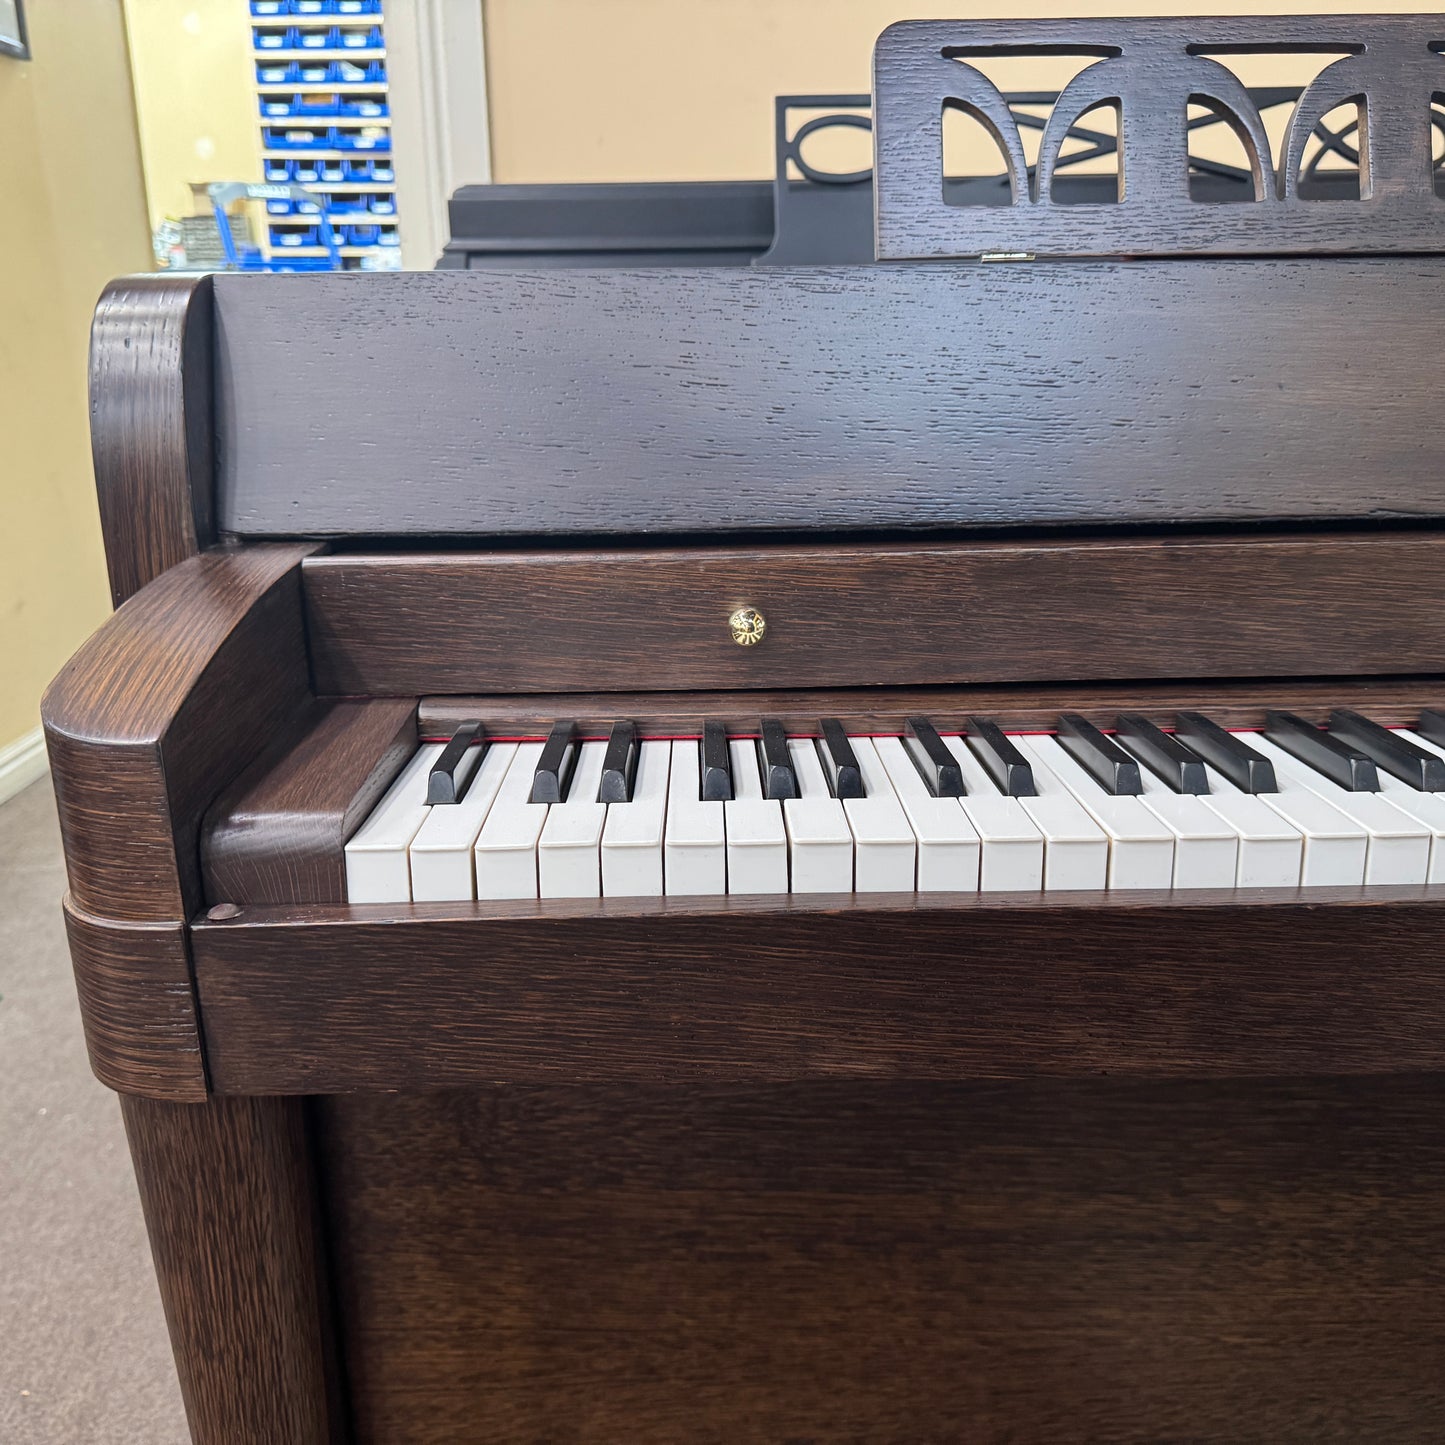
[725,737,788,896]
[840,736,916,892]
[941,735,1045,891]
[1156,762,1302,888]
[1398,728,1445,766]
[344,743,443,903]
[1225,733,1368,885]
[665,739,725,896]
[1385,730,1445,882]
[601,739,670,897]
[874,735,980,891]
[474,741,548,900]
[1118,749,1242,889]
[783,737,854,894]
[538,739,608,898]
[1018,735,1175,890]
[1005,738,1108,890]
[409,741,518,902]
[1242,731,1429,885]
[1134,791,1238,888]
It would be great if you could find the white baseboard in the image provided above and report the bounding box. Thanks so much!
[0,727,48,807]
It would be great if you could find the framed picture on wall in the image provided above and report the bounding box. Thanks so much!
[0,0,29,61]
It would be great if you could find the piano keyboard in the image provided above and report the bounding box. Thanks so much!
[343,711,1445,903]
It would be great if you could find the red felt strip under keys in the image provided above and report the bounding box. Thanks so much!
[416,726,1215,745]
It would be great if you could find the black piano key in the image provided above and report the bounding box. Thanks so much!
[1174,711,1276,794]
[1416,709,1445,750]
[964,716,1036,797]
[1264,710,1378,792]
[598,720,638,803]
[819,718,866,799]
[427,721,484,804]
[701,720,733,802]
[1055,714,1142,796]
[1115,715,1210,794]
[1329,709,1445,791]
[758,718,797,800]
[529,720,577,803]
[904,718,965,797]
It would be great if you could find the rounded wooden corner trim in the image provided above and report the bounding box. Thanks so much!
[90,272,217,608]
[64,896,208,1102]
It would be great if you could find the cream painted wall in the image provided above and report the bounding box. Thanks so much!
[124,0,259,233]
[0,0,153,754]
[482,0,1444,182]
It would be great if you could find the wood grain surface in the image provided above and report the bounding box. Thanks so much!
[90,274,215,607]
[212,261,1445,539]
[319,1074,1445,1443]
[44,544,316,922]
[42,543,315,1097]
[123,1095,344,1445]
[63,902,201,1100]
[874,17,1445,259]
[203,698,416,906]
[417,676,1445,738]
[306,533,1445,696]
[192,889,1445,1093]
[76,281,348,1444]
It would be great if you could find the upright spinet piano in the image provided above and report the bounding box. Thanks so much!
[47,16,1445,1442]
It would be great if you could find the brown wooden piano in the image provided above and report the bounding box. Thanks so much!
[45,17,1445,1442]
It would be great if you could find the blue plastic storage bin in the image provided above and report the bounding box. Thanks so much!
[267,196,324,216]
[261,125,330,149]
[295,95,350,118]
[338,25,384,49]
[272,223,321,248]
[332,126,390,151]
[337,97,387,119]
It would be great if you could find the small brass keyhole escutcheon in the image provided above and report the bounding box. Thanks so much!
[729,607,767,647]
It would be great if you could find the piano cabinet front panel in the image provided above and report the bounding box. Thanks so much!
[192,890,1445,1094]
[315,1075,1445,1444]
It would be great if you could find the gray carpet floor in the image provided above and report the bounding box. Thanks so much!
[0,777,188,1444]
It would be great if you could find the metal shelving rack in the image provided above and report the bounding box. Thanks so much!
[250,0,401,270]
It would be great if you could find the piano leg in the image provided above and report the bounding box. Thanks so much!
[120,1094,343,1445]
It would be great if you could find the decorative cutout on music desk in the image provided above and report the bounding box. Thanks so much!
[873,17,1445,258]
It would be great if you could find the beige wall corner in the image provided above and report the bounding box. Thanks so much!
[0,0,153,755]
